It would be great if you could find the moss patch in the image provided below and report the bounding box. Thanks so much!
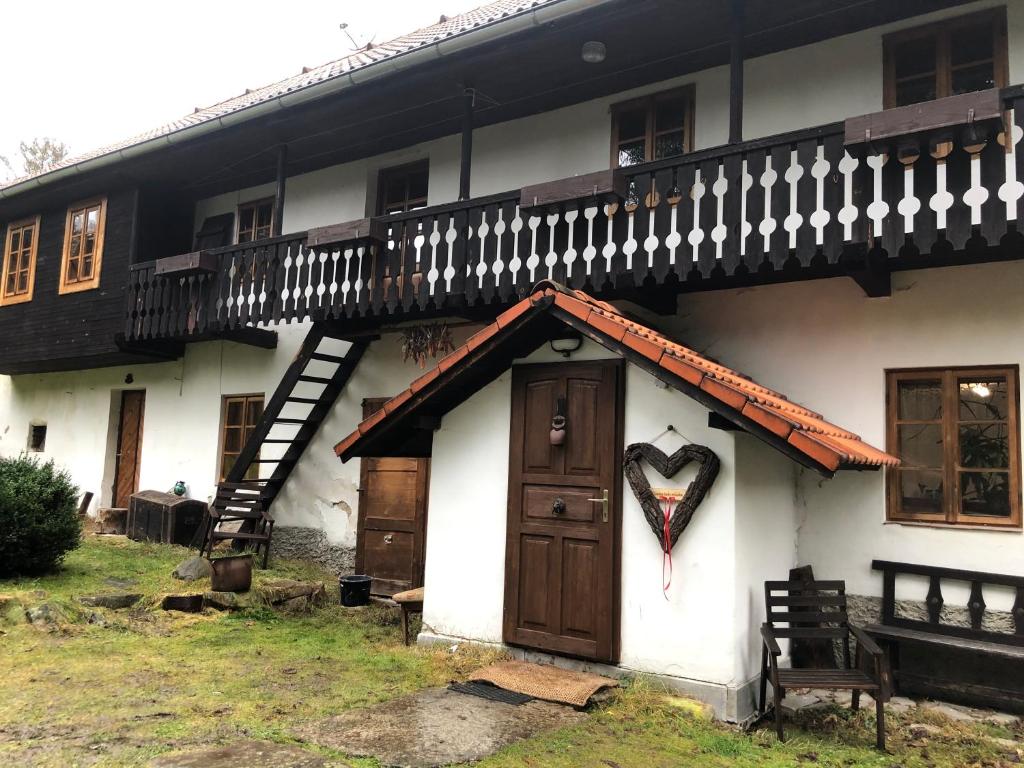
[0,537,1020,767]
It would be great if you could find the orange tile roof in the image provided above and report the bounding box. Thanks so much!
[335,282,899,474]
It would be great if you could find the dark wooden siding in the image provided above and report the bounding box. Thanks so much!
[0,188,145,374]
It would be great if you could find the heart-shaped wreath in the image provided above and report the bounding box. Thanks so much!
[623,442,720,550]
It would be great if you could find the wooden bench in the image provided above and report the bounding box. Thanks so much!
[392,587,424,646]
[867,560,1024,713]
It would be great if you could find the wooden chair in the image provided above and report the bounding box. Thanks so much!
[201,482,274,569]
[759,578,890,750]
[391,587,425,645]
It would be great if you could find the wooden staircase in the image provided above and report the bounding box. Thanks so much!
[202,324,368,564]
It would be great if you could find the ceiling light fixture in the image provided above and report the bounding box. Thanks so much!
[581,41,607,64]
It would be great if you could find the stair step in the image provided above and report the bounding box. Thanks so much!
[286,397,320,405]
[310,352,350,365]
[250,458,296,464]
[273,418,309,425]
[210,531,271,542]
[298,375,333,385]
[262,439,297,444]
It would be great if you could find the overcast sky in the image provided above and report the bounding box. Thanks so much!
[0,0,485,177]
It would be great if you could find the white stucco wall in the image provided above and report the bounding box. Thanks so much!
[421,338,800,695]
[0,323,466,548]
[672,260,1024,611]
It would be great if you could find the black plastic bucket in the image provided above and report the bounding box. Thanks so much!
[339,574,372,607]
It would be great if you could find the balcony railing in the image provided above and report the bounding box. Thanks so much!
[124,86,1024,343]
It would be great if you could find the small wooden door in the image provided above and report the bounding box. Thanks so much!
[113,390,145,508]
[356,398,430,597]
[504,360,624,663]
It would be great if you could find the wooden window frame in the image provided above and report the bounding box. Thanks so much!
[1,215,41,306]
[610,84,695,169]
[216,393,265,482]
[58,198,107,295]
[883,7,1009,110]
[886,366,1022,529]
[235,197,275,245]
[375,160,430,216]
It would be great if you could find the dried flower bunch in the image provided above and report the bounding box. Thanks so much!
[400,323,455,368]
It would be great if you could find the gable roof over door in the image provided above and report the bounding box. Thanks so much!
[334,282,899,476]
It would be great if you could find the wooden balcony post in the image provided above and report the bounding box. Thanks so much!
[273,143,288,237]
[729,0,745,144]
[459,87,475,200]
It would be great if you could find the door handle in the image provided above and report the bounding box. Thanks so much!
[587,489,609,523]
[552,498,566,515]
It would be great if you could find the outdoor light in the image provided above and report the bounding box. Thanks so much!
[970,382,992,399]
[549,330,583,357]
[581,41,607,64]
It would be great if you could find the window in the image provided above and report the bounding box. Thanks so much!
[1,216,40,306]
[886,367,1021,528]
[611,86,694,168]
[236,198,274,244]
[59,199,106,294]
[27,424,46,452]
[883,9,1008,109]
[218,394,264,481]
[376,161,429,215]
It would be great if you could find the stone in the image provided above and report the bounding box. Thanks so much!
[982,711,1021,727]
[78,593,143,609]
[780,692,823,715]
[255,579,327,606]
[278,595,310,614]
[921,702,976,723]
[96,507,128,535]
[103,577,138,589]
[271,525,355,575]
[203,591,256,611]
[886,696,916,714]
[908,723,944,739]
[293,687,586,768]
[148,740,328,767]
[26,604,66,628]
[173,556,213,581]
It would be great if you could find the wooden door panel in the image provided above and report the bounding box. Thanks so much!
[565,378,600,474]
[357,398,430,598]
[518,535,554,630]
[504,361,622,663]
[561,537,599,639]
[113,391,145,509]
[523,485,598,523]
[363,530,415,581]
[523,378,558,472]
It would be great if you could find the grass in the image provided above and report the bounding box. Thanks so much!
[0,537,1020,767]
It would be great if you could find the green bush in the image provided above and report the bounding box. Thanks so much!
[0,454,82,577]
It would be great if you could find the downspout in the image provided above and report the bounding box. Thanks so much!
[0,0,614,201]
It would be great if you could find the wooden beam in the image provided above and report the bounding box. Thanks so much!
[729,0,745,144]
[218,327,279,349]
[273,144,287,237]
[708,412,741,432]
[459,87,475,201]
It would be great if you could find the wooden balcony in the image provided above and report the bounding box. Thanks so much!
[123,86,1024,344]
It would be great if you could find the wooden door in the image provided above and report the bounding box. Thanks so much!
[504,360,624,663]
[113,390,145,508]
[356,398,430,597]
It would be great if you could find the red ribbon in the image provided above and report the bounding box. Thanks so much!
[659,495,673,599]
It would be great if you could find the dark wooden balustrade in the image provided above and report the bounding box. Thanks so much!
[124,87,1024,342]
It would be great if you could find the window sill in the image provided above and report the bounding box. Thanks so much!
[884,519,1022,533]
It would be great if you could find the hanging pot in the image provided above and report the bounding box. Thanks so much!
[210,554,253,593]
[550,415,567,446]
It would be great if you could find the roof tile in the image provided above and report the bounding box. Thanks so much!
[335,280,899,472]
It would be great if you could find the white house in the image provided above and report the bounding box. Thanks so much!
[2,0,1024,721]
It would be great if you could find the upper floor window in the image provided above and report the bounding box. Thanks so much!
[611,85,694,168]
[883,9,1008,109]
[377,161,429,215]
[886,366,1021,529]
[1,216,40,306]
[59,199,106,294]
[236,198,274,244]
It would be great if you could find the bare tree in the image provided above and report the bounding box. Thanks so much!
[18,138,69,175]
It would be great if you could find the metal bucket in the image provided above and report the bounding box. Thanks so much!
[339,575,372,607]
[210,554,253,592]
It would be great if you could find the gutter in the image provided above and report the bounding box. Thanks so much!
[0,0,613,201]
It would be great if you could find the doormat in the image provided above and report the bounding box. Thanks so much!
[468,660,618,708]
[448,680,534,705]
